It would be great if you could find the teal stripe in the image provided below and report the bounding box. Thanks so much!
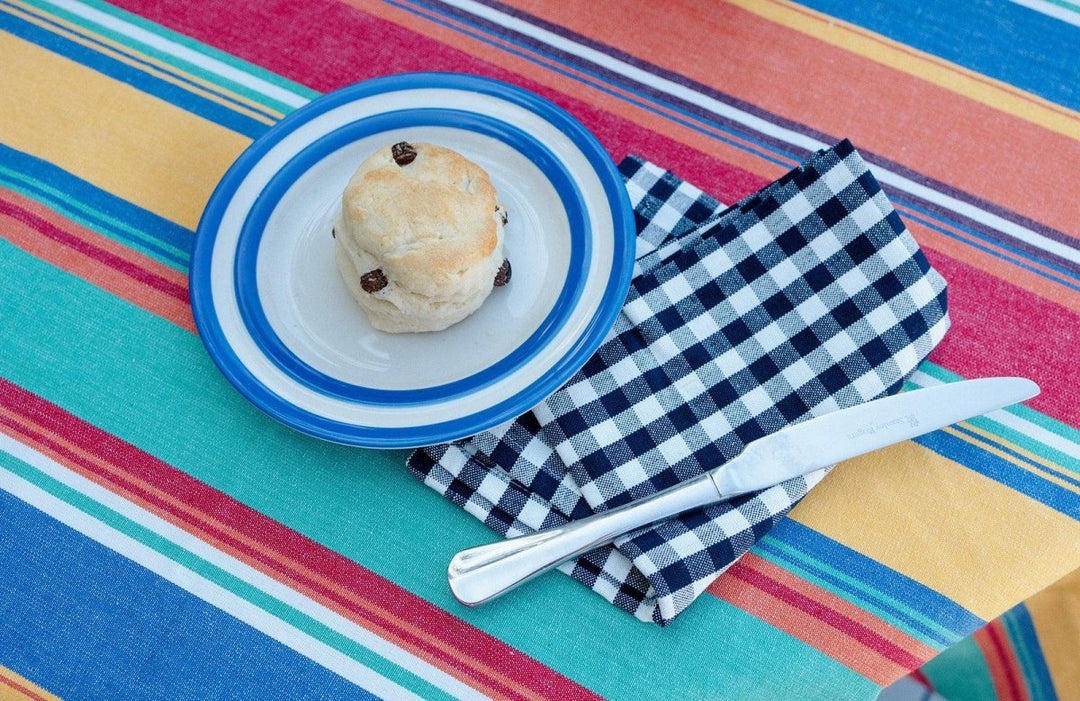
[970,412,1080,477]
[26,0,316,116]
[959,420,1080,489]
[755,537,960,649]
[0,230,876,699]
[921,635,999,701]
[0,147,192,271]
[1003,605,1058,701]
[0,450,455,701]
[1021,0,1080,16]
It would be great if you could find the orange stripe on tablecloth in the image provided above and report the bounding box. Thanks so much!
[708,553,939,686]
[346,0,790,189]
[493,0,1080,240]
[0,188,194,332]
[0,392,577,701]
[0,665,59,701]
[354,0,1078,313]
[753,0,1080,127]
[975,619,1029,701]
[901,215,1080,314]
[3,0,281,126]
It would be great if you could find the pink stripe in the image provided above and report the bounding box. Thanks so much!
[0,378,600,700]
[926,248,1079,427]
[0,196,189,302]
[728,559,927,671]
[108,0,769,206]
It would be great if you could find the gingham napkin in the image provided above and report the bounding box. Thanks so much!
[409,140,950,625]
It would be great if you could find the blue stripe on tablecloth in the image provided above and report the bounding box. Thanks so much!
[0,2,268,139]
[0,488,379,700]
[951,424,1080,489]
[795,0,1080,111]
[387,0,801,168]
[1003,603,1059,701]
[754,536,960,649]
[399,0,1079,288]
[766,519,986,637]
[914,430,1080,518]
[0,143,193,270]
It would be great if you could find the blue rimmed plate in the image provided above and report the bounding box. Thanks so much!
[190,73,634,448]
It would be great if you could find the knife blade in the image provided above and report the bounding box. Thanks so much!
[446,376,1039,607]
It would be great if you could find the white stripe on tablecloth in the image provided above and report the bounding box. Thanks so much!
[441,0,1080,267]
[40,0,311,108]
[0,432,490,701]
[1010,0,1080,28]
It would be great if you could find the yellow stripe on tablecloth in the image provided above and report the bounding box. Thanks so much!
[946,423,1080,497]
[0,664,61,701]
[4,0,282,127]
[0,32,249,230]
[790,440,1080,621]
[725,0,1080,141]
[1023,568,1080,696]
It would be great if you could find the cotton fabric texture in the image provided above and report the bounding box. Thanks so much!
[409,140,950,625]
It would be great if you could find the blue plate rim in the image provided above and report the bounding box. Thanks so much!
[189,72,635,448]
[233,107,591,405]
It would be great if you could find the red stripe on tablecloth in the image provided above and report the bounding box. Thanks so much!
[0,667,55,701]
[907,667,934,690]
[975,619,1029,701]
[710,553,936,685]
[105,0,770,207]
[0,195,186,302]
[107,0,1079,429]
[925,247,1079,427]
[0,378,600,701]
[0,189,195,332]
[731,559,926,669]
[897,207,1079,314]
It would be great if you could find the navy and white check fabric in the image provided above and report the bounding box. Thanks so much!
[409,140,950,625]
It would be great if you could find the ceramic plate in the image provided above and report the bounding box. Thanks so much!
[190,73,635,448]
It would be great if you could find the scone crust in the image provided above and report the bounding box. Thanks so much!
[335,142,505,333]
[340,142,500,298]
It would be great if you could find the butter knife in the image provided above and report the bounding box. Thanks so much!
[447,376,1039,606]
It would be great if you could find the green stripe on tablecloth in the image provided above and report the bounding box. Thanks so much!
[0,238,877,698]
[914,363,1080,477]
[0,448,457,701]
[0,157,192,271]
[920,635,999,700]
[754,537,961,650]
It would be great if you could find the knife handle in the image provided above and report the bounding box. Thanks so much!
[447,472,723,606]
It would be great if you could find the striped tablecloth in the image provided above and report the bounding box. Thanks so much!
[1,1,1077,699]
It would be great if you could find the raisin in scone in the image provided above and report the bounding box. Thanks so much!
[334,141,510,333]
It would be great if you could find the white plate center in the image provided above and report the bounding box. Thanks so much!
[255,127,572,391]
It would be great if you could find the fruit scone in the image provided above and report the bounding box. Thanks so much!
[334,141,511,333]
